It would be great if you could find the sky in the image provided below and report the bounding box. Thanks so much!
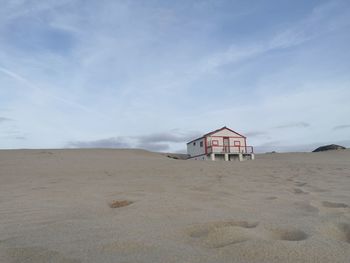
[0,0,350,153]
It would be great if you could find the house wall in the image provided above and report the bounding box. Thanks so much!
[206,129,247,153]
[207,136,246,147]
[187,138,206,157]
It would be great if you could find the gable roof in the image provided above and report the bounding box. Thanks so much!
[203,126,246,138]
[186,126,246,144]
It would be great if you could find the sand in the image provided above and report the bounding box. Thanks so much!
[0,149,349,262]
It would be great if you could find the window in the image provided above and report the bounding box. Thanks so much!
[234,141,241,146]
[200,141,203,147]
[212,140,219,146]
[193,142,196,146]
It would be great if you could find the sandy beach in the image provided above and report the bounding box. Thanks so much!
[0,149,349,262]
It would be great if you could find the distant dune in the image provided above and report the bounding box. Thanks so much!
[312,144,346,152]
[0,149,349,262]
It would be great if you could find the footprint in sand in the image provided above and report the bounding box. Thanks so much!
[294,201,320,214]
[264,227,308,241]
[108,200,133,208]
[295,181,307,187]
[318,222,350,243]
[266,196,278,200]
[321,201,348,208]
[187,220,259,248]
[187,220,308,248]
[3,246,80,263]
[101,241,151,253]
[309,187,329,193]
[293,188,308,194]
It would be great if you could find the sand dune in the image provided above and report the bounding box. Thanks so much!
[0,149,349,262]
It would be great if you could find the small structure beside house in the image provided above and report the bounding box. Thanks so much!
[187,126,254,161]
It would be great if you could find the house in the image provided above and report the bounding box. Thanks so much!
[186,126,254,161]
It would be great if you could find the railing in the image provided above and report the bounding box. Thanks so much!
[207,145,254,154]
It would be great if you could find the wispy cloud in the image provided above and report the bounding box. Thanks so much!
[200,1,350,74]
[136,142,170,152]
[333,124,350,130]
[0,119,27,141]
[134,130,201,151]
[14,136,26,140]
[67,137,131,149]
[0,66,112,121]
[136,131,201,144]
[245,131,269,137]
[0,0,74,24]
[67,137,171,152]
[255,139,349,153]
[0,117,13,123]
[66,129,198,152]
[274,122,310,129]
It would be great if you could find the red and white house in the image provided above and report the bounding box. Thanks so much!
[186,127,254,161]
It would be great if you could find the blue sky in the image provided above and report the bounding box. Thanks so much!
[0,0,350,153]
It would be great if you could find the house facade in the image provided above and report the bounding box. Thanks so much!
[187,127,254,161]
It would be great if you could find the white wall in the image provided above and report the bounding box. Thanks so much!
[187,138,206,157]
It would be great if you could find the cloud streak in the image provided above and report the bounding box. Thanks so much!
[136,131,201,144]
[255,139,349,153]
[200,1,350,74]
[0,66,113,121]
[245,131,269,137]
[66,130,201,152]
[333,124,350,130]
[0,117,13,123]
[136,142,170,152]
[274,122,310,129]
[67,137,131,149]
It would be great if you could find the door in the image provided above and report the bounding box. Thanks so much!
[234,141,241,152]
[223,137,230,153]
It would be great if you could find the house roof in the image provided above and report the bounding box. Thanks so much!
[203,126,246,138]
[186,126,246,144]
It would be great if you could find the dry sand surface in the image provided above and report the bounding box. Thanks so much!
[0,149,350,263]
